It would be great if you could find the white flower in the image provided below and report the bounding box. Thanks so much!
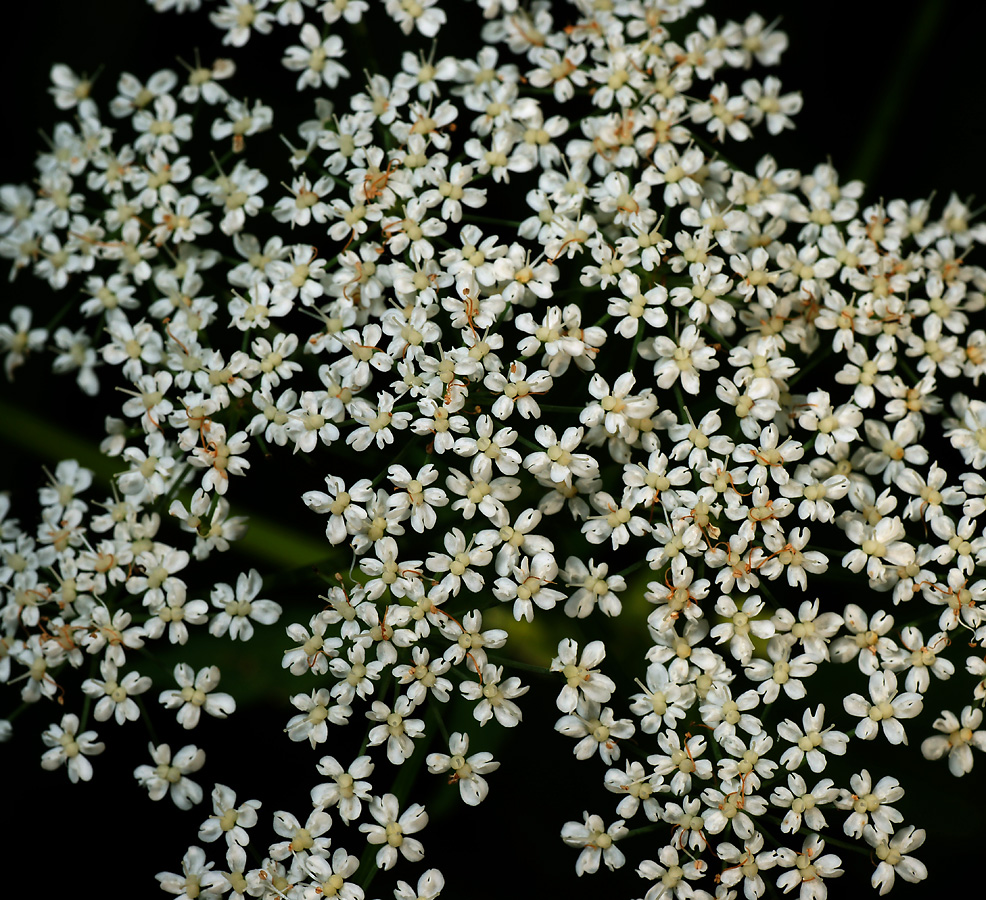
[636,843,709,899]
[392,645,452,705]
[329,641,385,705]
[555,698,635,765]
[425,527,493,600]
[716,833,779,899]
[188,424,251,496]
[718,730,779,791]
[478,507,554,576]
[775,834,843,898]
[282,24,349,91]
[198,783,261,847]
[889,626,954,693]
[365,696,426,765]
[394,869,444,900]
[459,663,527,727]
[829,604,897,674]
[582,489,650,549]
[208,568,282,640]
[579,371,657,438]
[40,714,104,783]
[81,658,152,724]
[209,0,275,46]
[648,729,714,797]
[426,731,499,806]
[311,754,374,824]
[641,143,705,207]
[227,281,292,331]
[700,684,763,743]
[561,557,625,618]
[493,550,565,623]
[797,390,863,455]
[776,705,849,772]
[282,611,342,676]
[385,0,445,35]
[920,706,986,776]
[863,826,928,895]
[48,63,96,116]
[302,475,373,545]
[733,424,804,487]
[561,812,627,875]
[439,609,507,672]
[629,662,694,735]
[700,783,766,839]
[80,607,145,667]
[836,770,904,838]
[304,849,362,900]
[550,638,616,713]
[523,424,598,487]
[710,593,775,664]
[843,670,922,745]
[134,742,205,809]
[603,760,663,822]
[770,773,838,834]
[155,846,224,899]
[450,414,521,482]
[484,361,552,420]
[269,808,332,861]
[648,324,719,395]
[358,793,428,871]
[285,687,352,747]
[386,463,449,534]
[0,305,47,378]
[861,417,928,483]
[159,663,236,729]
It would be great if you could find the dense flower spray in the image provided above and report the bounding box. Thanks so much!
[3,1,986,898]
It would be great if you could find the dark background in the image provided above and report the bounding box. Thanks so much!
[4,1,986,898]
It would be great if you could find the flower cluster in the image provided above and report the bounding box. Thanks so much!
[3,1,986,898]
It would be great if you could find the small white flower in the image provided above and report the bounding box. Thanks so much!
[637,843,709,898]
[358,793,428,871]
[269,808,332,861]
[776,705,849,772]
[549,638,616,713]
[920,706,986,776]
[134,742,205,809]
[159,663,236,730]
[836,770,904,838]
[459,663,527,727]
[155,846,224,899]
[304,849,361,900]
[208,568,282,640]
[426,731,499,806]
[285,687,352,747]
[311,754,374,823]
[554,698,635,764]
[775,834,843,897]
[81,658,152,724]
[561,812,627,875]
[40,714,104,783]
[843,670,922,745]
[394,869,445,900]
[282,24,349,91]
[770,772,838,834]
[863,826,928,895]
[366,696,426,765]
[198,783,261,847]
